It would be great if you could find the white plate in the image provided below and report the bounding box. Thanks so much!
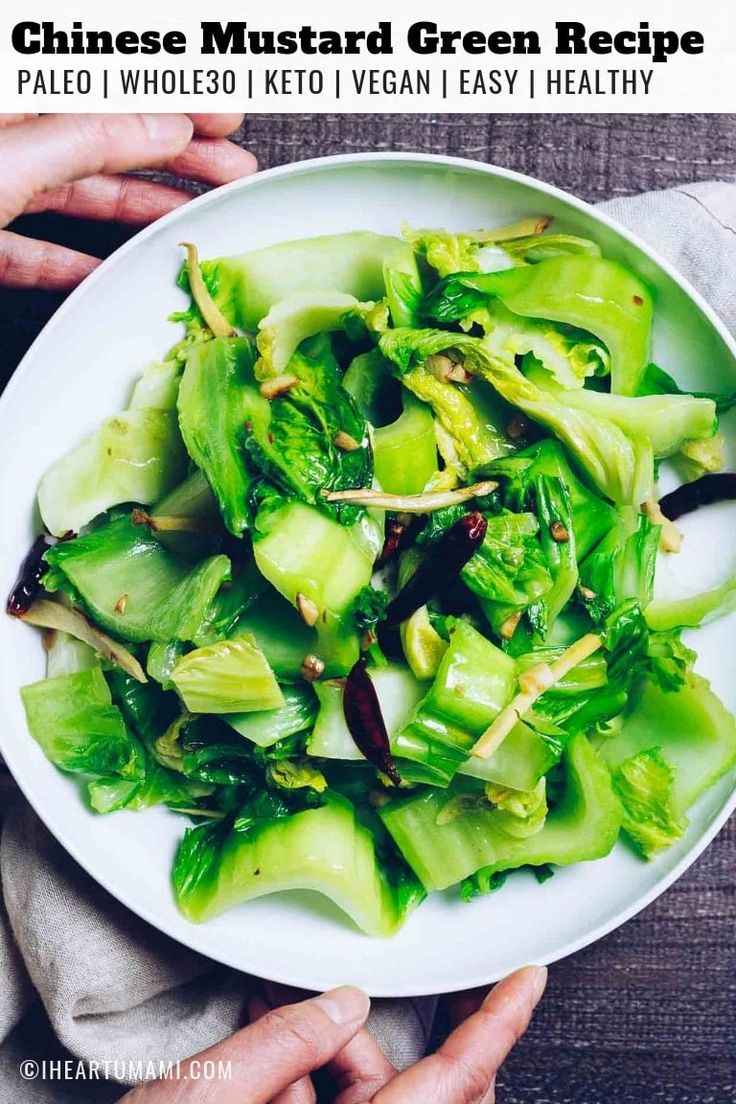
[1,154,735,997]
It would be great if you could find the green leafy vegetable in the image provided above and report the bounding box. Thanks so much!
[228,587,318,679]
[38,408,187,537]
[527,475,578,634]
[563,389,716,460]
[468,344,654,505]
[424,255,653,395]
[379,328,514,472]
[190,231,419,331]
[491,440,616,560]
[600,673,736,823]
[21,668,144,781]
[233,787,325,836]
[173,793,425,937]
[482,302,609,389]
[460,511,553,638]
[396,619,559,789]
[43,515,231,644]
[638,362,736,416]
[485,777,548,839]
[646,629,696,693]
[45,629,98,679]
[151,468,222,558]
[611,747,685,858]
[255,292,374,379]
[13,217,736,937]
[244,341,372,525]
[192,561,266,647]
[342,349,401,425]
[128,360,183,412]
[403,222,524,278]
[460,861,555,902]
[177,336,258,536]
[526,361,717,458]
[170,638,284,714]
[373,392,437,495]
[226,683,317,747]
[380,734,621,891]
[382,244,424,327]
[307,662,427,764]
[646,573,736,631]
[147,640,185,688]
[580,509,660,623]
[87,760,208,815]
[267,758,327,793]
[403,218,594,279]
[352,584,390,638]
[253,499,373,674]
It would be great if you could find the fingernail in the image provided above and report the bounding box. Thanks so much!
[531,966,548,1009]
[141,113,193,145]
[314,985,370,1026]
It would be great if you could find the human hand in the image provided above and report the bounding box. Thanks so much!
[118,966,546,1103]
[0,113,257,290]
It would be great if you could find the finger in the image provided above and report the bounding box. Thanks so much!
[372,966,547,1104]
[187,113,245,138]
[23,174,191,224]
[262,981,396,1104]
[158,136,258,185]
[0,113,193,226]
[123,987,370,1104]
[271,1079,317,1104]
[0,229,98,290]
[445,987,488,1030]
[330,1031,397,1104]
[263,981,312,1006]
[248,995,316,1104]
[0,113,38,127]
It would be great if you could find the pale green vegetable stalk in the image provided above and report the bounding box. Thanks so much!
[253,500,373,675]
[646,575,736,631]
[468,343,654,505]
[255,292,374,379]
[194,231,418,331]
[38,409,187,537]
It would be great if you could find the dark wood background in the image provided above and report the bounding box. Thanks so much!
[1,114,735,1103]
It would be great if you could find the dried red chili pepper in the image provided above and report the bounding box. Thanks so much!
[343,656,402,786]
[385,511,487,625]
[375,516,408,569]
[6,531,74,617]
[659,473,736,521]
[7,534,53,617]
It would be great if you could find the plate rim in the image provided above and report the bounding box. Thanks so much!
[1,150,735,996]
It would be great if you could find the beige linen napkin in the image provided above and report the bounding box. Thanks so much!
[1,180,735,1103]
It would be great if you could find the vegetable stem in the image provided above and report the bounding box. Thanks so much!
[322,479,497,513]
[20,599,147,683]
[471,632,603,759]
[642,498,683,554]
[131,509,220,534]
[180,242,236,339]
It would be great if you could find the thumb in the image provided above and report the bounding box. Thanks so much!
[122,986,370,1104]
[0,113,193,226]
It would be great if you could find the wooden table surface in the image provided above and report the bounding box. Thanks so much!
[1,113,734,1104]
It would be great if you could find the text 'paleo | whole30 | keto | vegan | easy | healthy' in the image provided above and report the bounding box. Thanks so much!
[7,217,736,937]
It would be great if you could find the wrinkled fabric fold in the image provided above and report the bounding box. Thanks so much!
[1,180,735,1102]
